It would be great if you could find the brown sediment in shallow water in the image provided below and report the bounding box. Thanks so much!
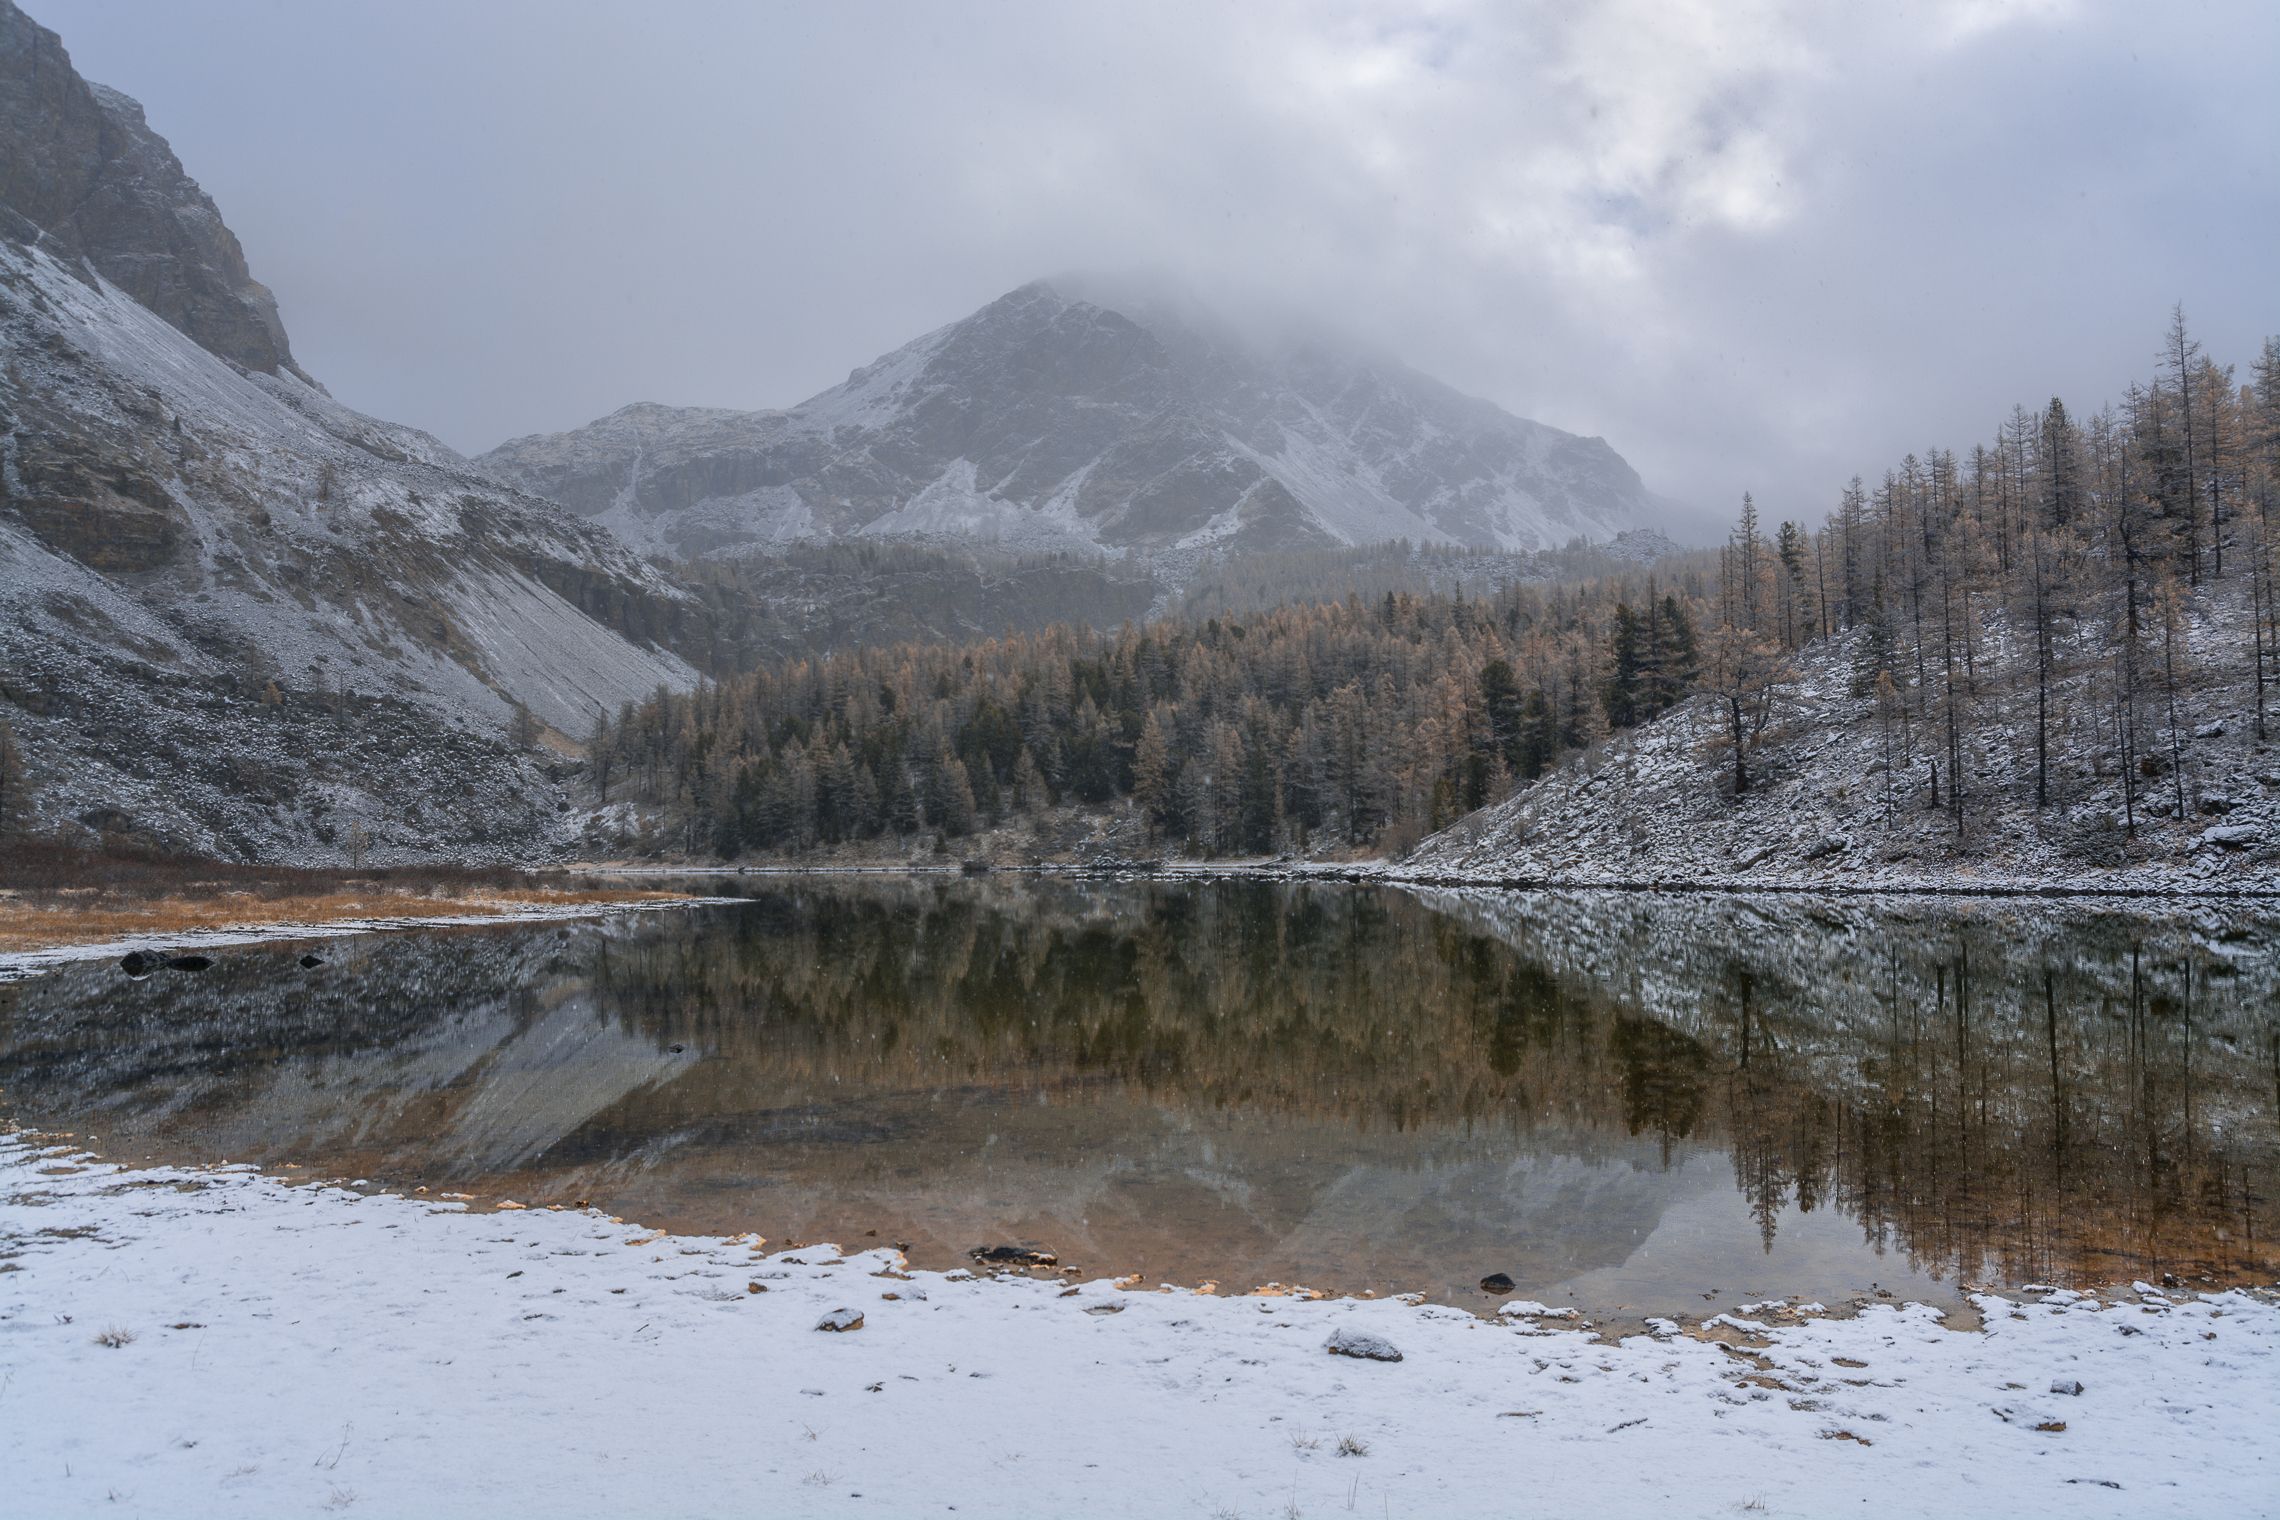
[0,879,695,953]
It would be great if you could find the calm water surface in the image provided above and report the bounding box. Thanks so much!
[3,878,2274,1319]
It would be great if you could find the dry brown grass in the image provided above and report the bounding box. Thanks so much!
[0,840,691,953]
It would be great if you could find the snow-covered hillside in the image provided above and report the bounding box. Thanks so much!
[1405,593,2280,892]
[0,237,697,859]
[0,2,699,861]
[481,279,1660,561]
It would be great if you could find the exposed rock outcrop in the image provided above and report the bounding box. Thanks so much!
[0,1,302,378]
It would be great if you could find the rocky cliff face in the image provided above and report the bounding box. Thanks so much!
[0,1,301,379]
[0,4,700,862]
[481,279,1659,562]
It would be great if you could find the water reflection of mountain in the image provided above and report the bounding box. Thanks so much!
[1,880,2272,1303]
[0,925,698,1172]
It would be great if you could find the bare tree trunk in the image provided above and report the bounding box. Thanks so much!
[1879,677,1898,831]
[1815,530,1832,640]
[2035,555,2051,808]
[2162,600,2187,822]
[2170,307,2204,585]
[1911,537,1930,715]
[2116,645,2137,837]
[1942,579,1964,843]
[1729,693,1748,796]
[2253,504,2270,741]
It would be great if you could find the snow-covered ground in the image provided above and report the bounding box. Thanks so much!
[4,1134,2272,1519]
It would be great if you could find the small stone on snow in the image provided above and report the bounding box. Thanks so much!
[1325,1327,1402,1362]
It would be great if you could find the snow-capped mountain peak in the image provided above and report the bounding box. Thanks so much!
[480,277,1657,562]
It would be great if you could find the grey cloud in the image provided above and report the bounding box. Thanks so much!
[29,0,2277,536]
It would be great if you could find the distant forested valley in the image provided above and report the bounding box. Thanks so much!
[592,313,2280,862]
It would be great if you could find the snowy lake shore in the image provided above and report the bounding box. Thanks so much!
[0,895,733,985]
[4,1132,2273,1519]
[588,857,2280,899]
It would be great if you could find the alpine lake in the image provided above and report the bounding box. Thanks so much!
[4,876,2275,1323]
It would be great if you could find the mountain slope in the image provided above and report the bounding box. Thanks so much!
[0,1,698,861]
[1401,595,2280,892]
[481,279,1657,561]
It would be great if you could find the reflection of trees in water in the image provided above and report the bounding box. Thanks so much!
[598,884,1607,1141]
[593,881,2277,1288]
[3,880,2270,1292]
[1702,921,2278,1288]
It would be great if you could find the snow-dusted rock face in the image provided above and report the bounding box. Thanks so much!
[0,26,701,861]
[481,279,1658,561]
[0,236,698,859]
[0,1,301,379]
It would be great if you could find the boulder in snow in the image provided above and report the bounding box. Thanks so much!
[815,1308,864,1332]
[2193,824,2260,850]
[1325,1327,1403,1362]
[2050,1379,2084,1396]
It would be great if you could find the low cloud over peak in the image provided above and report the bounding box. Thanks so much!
[30,0,2277,527]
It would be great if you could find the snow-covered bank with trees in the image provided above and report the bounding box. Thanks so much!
[1401,322,2280,894]
[1401,589,2280,894]
[4,1133,2274,1519]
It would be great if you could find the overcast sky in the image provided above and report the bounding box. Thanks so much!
[32,0,2280,530]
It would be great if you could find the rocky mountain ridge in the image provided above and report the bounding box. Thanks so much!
[0,1,698,861]
[480,278,1659,563]
[0,3,301,379]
